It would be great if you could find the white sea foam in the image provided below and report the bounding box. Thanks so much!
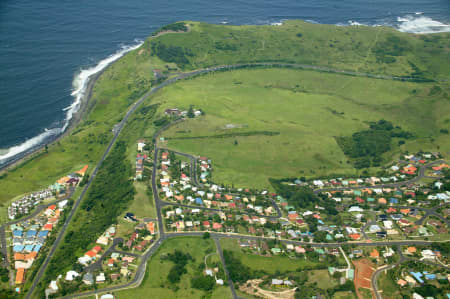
[396,15,450,34]
[0,128,60,164]
[0,40,144,166]
[348,20,367,26]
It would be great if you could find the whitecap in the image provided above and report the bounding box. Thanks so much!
[397,15,450,34]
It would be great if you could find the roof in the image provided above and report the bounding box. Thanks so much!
[85,250,96,258]
[15,268,25,284]
[77,165,89,176]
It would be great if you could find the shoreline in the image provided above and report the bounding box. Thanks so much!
[0,67,106,174]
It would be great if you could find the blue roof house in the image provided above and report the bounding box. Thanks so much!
[13,245,24,252]
[38,230,49,238]
[410,272,424,284]
[26,230,37,238]
[24,245,34,252]
[13,230,23,237]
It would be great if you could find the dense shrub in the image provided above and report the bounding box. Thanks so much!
[223,250,252,283]
[336,119,413,168]
[152,22,188,36]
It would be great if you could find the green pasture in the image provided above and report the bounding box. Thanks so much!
[219,238,320,273]
[116,237,232,299]
[151,68,449,188]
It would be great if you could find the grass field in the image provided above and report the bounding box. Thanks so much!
[308,269,337,290]
[377,270,401,299]
[116,182,156,239]
[115,237,232,299]
[149,68,450,188]
[220,238,321,273]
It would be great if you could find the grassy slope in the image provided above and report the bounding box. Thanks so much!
[153,68,449,188]
[220,238,321,273]
[0,20,448,212]
[116,237,232,299]
[148,21,449,79]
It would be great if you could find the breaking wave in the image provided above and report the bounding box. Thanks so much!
[337,14,449,34]
[396,15,450,34]
[0,40,143,166]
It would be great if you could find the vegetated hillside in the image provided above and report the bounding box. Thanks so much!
[144,20,450,80]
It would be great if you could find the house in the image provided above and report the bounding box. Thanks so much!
[78,256,91,266]
[15,268,25,284]
[397,279,407,287]
[85,250,96,258]
[212,223,222,230]
[348,206,363,213]
[369,225,382,233]
[383,221,393,229]
[65,270,79,281]
[271,248,282,254]
[96,272,106,283]
[370,249,380,259]
[421,249,435,260]
[398,219,410,227]
[202,221,210,228]
[82,272,94,285]
[122,256,135,263]
[97,236,109,246]
[410,272,424,284]
[406,247,417,255]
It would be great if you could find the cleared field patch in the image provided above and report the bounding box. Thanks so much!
[152,68,448,188]
[353,259,376,299]
[219,238,321,273]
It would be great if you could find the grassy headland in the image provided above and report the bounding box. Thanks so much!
[0,20,448,208]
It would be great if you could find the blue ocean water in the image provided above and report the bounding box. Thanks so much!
[0,0,449,165]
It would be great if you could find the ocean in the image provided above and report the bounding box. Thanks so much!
[0,0,449,167]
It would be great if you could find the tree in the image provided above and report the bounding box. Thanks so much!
[203,232,210,239]
[187,105,195,118]
[191,275,215,291]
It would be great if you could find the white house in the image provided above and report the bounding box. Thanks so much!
[65,270,79,281]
